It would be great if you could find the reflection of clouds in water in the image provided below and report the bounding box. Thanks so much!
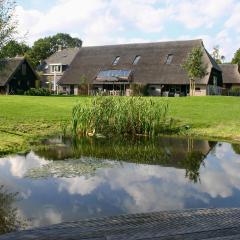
[0,152,48,200]
[197,143,240,198]
[0,152,47,178]
[58,176,104,195]
[57,143,240,212]
[0,142,240,222]
[18,208,62,229]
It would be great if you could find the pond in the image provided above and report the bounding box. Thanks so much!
[0,136,240,234]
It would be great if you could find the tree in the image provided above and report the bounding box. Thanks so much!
[0,0,16,58]
[182,47,207,96]
[232,49,240,64]
[27,33,82,67]
[1,40,30,58]
[212,45,225,64]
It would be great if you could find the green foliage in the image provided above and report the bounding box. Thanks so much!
[0,0,16,58]
[78,75,89,95]
[71,97,179,137]
[0,40,30,58]
[183,151,205,183]
[182,47,207,80]
[27,33,82,67]
[229,87,240,96]
[232,144,240,155]
[211,45,225,64]
[130,84,148,96]
[0,186,23,234]
[24,88,51,96]
[1,96,240,156]
[232,49,240,64]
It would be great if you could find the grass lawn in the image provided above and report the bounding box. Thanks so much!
[0,95,240,156]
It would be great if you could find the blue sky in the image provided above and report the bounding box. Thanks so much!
[15,0,240,61]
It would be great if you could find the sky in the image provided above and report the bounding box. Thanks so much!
[15,0,240,61]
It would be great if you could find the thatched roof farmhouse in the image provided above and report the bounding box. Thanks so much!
[220,64,240,89]
[39,47,80,93]
[0,57,38,94]
[58,39,223,96]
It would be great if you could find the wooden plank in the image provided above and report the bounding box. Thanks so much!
[1,208,240,240]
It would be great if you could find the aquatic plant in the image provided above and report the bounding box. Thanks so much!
[71,97,179,137]
[34,136,211,183]
[24,158,114,179]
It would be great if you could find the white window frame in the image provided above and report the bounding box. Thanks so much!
[50,64,63,74]
[112,56,120,66]
[165,54,173,64]
[133,55,141,65]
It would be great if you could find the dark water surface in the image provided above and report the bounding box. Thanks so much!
[1,136,240,232]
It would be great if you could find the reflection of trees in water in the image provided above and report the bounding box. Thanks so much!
[35,136,213,183]
[183,152,205,183]
[232,144,240,155]
[0,186,24,235]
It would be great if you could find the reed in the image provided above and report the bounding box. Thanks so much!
[71,97,179,137]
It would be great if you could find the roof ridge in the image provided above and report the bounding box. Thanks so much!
[81,39,203,49]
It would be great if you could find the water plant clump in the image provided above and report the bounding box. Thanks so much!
[71,97,179,137]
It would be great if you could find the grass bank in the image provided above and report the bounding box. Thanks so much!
[0,95,239,156]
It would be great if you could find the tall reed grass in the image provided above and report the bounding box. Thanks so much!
[72,97,179,137]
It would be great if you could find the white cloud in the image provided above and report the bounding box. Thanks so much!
[14,0,240,60]
[172,0,234,29]
[58,176,104,195]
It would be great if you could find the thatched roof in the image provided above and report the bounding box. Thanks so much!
[220,64,240,84]
[0,57,24,86]
[40,48,80,73]
[59,39,221,86]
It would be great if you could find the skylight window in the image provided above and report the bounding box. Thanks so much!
[133,55,141,65]
[96,69,132,81]
[165,54,173,64]
[112,56,120,66]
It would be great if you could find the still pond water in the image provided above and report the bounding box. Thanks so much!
[1,136,240,232]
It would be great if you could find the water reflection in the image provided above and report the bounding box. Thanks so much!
[36,137,214,182]
[0,186,24,234]
[0,136,240,232]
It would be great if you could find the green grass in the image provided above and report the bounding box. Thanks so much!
[0,95,240,156]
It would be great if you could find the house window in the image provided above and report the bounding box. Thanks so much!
[165,54,173,64]
[133,55,141,65]
[22,64,27,75]
[112,56,120,66]
[195,87,201,91]
[50,65,62,73]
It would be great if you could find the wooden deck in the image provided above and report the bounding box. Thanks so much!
[1,208,240,239]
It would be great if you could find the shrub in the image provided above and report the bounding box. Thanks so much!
[229,87,240,96]
[130,84,148,96]
[24,88,51,96]
[71,97,179,137]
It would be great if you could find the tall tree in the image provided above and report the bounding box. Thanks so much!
[182,47,207,96]
[232,49,240,64]
[28,33,82,67]
[0,0,16,58]
[212,45,225,64]
[1,40,30,58]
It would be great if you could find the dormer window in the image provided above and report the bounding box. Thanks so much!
[133,55,141,65]
[112,56,120,66]
[50,64,62,73]
[165,54,173,64]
